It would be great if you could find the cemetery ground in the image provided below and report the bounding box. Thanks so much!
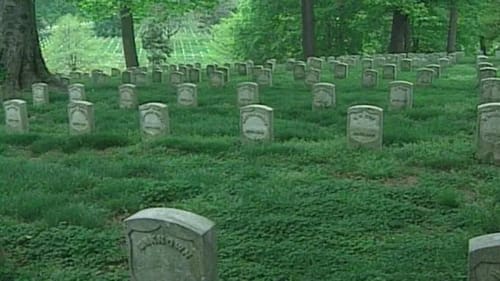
[1,58,500,281]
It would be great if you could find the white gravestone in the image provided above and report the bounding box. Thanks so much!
[308,57,323,70]
[124,208,217,281]
[32,83,49,106]
[68,83,86,102]
[240,105,273,142]
[334,62,348,79]
[119,84,138,109]
[152,70,162,83]
[177,83,198,107]
[347,105,383,149]
[293,62,306,80]
[476,103,500,164]
[285,59,296,71]
[416,68,434,87]
[256,68,272,87]
[312,83,335,110]
[237,82,259,107]
[3,99,28,134]
[362,70,378,88]
[68,101,94,135]
[305,68,321,86]
[139,103,170,139]
[217,67,230,83]
[468,233,500,281]
[188,68,201,84]
[389,81,413,110]
[480,78,500,104]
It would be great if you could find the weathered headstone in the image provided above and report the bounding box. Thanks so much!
[217,67,230,82]
[312,83,335,110]
[169,64,178,72]
[476,103,500,163]
[210,71,225,88]
[416,68,434,87]
[152,70,162,83]
[293,62,307,80]
[240,105,273,142]
[122,70,133,84]
[389,81,413,110]
[480,78,500,104]
[188,68,201,83]
[68,83,86,102]
[250,65,264,80]
[374,57,386,68]
[496,50,500,60]
[426,64,441,78]
[124,207,217,281]
[347,105,383,149]
[305,68,321,86]
[264,61,275,72]
[256,68,272,87]
[362,58,374,71]
[438,58,450,69]
[70,71,82,80]
[178,66,188,77]
[308,57,323,70]
[237,82,259,107]
[169,71,184,87]
[139,103,170,139]
[382,64,397,80]
[60,76,71,87]
[479,67,498,84]
[362,69,378,89]
[135,71,148,85]
[236,62,248,75]
[3,99,28,134]
[177,83,198,107]
[68,101,94,135]
[400,59,413,72]
[468,233,500,281]
[119,84,138,109]
[32,83,49,106]
[285,59,296,71]
[477,55,489,64]
[111,68,121,77]
[334,62,348,79]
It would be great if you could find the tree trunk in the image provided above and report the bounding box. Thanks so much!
[404,16,412,53]
[120,7,139,68]
[480,36,487,55]
[0,0,53,97]
[388,9,408,53]
[301,0,315,59]
[446,0,458,53]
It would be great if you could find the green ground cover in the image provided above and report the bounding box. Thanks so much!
[0,58,499,281]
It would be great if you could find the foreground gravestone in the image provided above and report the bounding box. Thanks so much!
[400,59,413,72]
[68,101,94,135]
[293,62,307,80]
[362,70,378,89]
[124,208,217,281]
[32,83,49,106]
[3,99,28,134]
[139,103,170,139]
[347,105,383,149]
[68,83,86,102]
[177,83,198,107]
[480,78,500,104]
[119,84,138,109]
[468,233,500,281]
[389,81,413,110]
[476,103,500,164]
[240,105,273,142]
[237,82,259,107]
[334,62,348,79]
[312,83,335,110]
[305,68,321,86]
[416,68,434,87]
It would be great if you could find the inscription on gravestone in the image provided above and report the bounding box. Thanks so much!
[389,81,413,110]
[68,101,94,135]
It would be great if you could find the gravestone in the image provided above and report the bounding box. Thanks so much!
[416,68,434,87]
[139,103,170,139]
[480,78,500,104]
[122,70,133,84]
[264,61,275,72]
[256,68,272,87]
[91,69,103,84]
[111,68,121,77]
[188,68,201,83]
[382,64,397,80]
[152,70,162,83]
[347,105,383,149]
[468,233,500,281]
[389,81,413,110]
[139,66,148,72]
[32,83,49,106]
[3,99,28,134]
[374,57,386,68]
[285,59,296,71]
[308,57,323,70]
[70,71,82,80]
[236,62,248,75]
[237,82,259,107]
[136,71,148,85]
[362,70,378,88]
[476,103,500,163]
[169,65,178,72]
[177,83,198,107]
[362,58,373,71]
[477,55,489,64]
[426,64,441,78]
[250,65,264,80]
[68,101,94,135]
[305,68,321,86]
[124,207,217,281]
[217,67,230,82]
[479,68,498,84]
[496,50,500,59]
[186,64,194,69]
[240,105,273,142]
[68,83,86,102]
[178,66,188,77]
[195,63,202,69]
[438,58,450,69]
[60,76,71,87]
[334,63,348,79]
[400,59,413,72]
[119,84,138,109]
[210,71,225,88]
[293,62,307,80]
[327,56,336,63]
[312,83,335,110]
[169,72,184,87]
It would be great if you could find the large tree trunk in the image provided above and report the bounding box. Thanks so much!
[0,0,53,98]
[480,36,487,56]
[388,9,409,53]
[120,7,139,68]
[446,0,458,53]
[301,0,315,59]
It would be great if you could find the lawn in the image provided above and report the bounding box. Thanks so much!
[0,57,499,281]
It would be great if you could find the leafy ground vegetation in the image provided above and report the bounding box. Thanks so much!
[1,57,500,281]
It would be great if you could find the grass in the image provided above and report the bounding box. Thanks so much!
[0,56,499,280]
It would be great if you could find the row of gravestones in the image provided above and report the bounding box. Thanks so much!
[122,206,499,281]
